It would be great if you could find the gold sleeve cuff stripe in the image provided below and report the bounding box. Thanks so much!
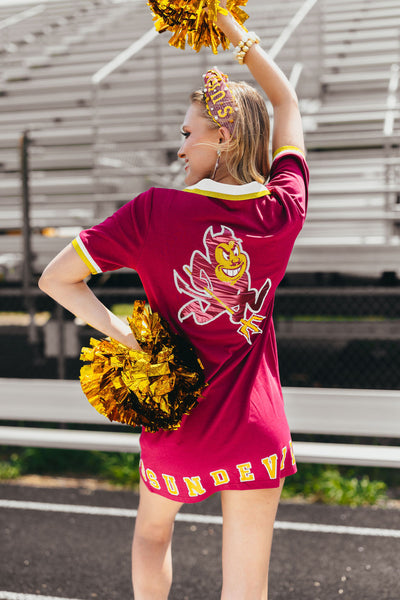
[272,146,305,161]
[72,237,102,274]
[183,188,270,201]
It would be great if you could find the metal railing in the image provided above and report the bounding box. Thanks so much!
[92,28,158,87]
[90,26,159,205]
[268,0,320,60]
[0,4,45,49]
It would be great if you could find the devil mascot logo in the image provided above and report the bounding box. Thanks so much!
[174,226,271,344]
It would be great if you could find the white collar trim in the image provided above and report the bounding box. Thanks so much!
[184,179,267,196]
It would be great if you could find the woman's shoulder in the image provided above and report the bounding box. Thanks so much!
[272,145,306,164]
[269,146,308,178]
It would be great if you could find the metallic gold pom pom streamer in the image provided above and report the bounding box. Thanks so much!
[147,0,249,53]
[79,300,207,432]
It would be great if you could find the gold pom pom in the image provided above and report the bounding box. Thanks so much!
[148,0,249,53]
[79,301,207,432]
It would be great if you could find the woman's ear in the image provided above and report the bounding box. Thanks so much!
[218,126,231,144]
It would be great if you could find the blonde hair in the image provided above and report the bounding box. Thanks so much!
[191,81,270,184]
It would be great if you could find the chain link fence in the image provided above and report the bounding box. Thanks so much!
[0,283,399,389]
[274,287,400,390]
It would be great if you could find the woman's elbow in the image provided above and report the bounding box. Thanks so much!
[38,268,55,295]
[38,243,90,295]
[38,262,63,295]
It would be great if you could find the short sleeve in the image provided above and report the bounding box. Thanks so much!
[267,146,309,224]
[72,189,153,274]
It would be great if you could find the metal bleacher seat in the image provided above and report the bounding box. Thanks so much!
[0,0,306,237]
[299,0,400,275]
[0,0,399,279]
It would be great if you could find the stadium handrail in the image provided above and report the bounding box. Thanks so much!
[0,379,399,468]
[0,4,45,32]
[90,25,158,193]
[268,0,320,60]
[91,27,158,86]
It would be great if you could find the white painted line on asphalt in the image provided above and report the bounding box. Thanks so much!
[0,499,137,518]
[274,520,400,538]
[0,593,84,600]
[1,499,400,538]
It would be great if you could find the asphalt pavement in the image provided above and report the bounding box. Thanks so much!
[0,481,400,600]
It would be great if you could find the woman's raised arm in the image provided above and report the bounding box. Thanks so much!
[216,5,305,155]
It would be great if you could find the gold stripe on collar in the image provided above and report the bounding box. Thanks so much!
[183,188,269,200]
[183,178,270,200]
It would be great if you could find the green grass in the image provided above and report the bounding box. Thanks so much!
[111,304,133,318]
[0,456,21,480]
[0,448,140,488]
[0,448,391,505]
[281,464,388,507]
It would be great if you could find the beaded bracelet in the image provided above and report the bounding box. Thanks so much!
[233,31,260,65]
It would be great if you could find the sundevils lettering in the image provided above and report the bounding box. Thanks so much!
[140,444,294,498]
[174,226,271,343]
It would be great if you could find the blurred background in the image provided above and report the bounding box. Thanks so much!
[0,0,399,390]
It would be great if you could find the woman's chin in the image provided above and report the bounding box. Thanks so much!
[184,173,199,186]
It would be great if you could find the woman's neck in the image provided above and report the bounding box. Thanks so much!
[214,174,240,185]
[213,164,241,185]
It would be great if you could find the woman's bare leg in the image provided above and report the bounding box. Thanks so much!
[220,481,284,600]
[132,479,183,600]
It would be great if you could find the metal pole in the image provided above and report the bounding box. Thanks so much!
[56,303,66,380]
[19,130,39,350]
[91,82,102,219]
[154,35,163,140]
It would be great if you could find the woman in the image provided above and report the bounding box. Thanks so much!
[39,2,308,598]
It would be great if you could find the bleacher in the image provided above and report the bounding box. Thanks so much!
[0,0,399,279]
[296,0,400,275]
